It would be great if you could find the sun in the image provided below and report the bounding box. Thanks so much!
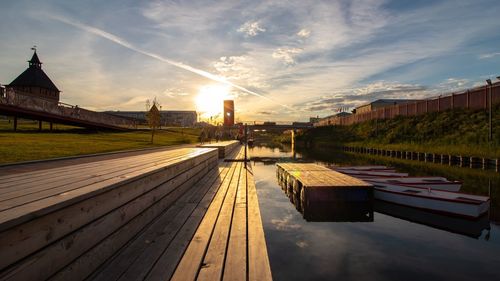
[195,84,231,120]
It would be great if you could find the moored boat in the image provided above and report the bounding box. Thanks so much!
[364,177,462,192]
[372,182,490,218]
[374,200,490,239]
[333,169,408,177]
[335,165,393,171]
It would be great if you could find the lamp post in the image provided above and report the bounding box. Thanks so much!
[487,79,492,142]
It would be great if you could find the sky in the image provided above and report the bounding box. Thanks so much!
[0,0,499,122]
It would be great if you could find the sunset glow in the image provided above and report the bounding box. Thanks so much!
[195,84,231,120]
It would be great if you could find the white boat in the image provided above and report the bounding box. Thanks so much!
[335,165,393,171]
[334,169,408,177]
[372,182,490,218]
[364,177,462,192]
[374,200,490,239]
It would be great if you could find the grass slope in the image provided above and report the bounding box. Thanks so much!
[298,106,500,158]
[0,120,201,164]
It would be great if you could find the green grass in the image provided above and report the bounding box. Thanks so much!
[297,105,500,158]
[0,119,201,164]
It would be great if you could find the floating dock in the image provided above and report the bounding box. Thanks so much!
[0,143,272,281]
[197,140,240,159]
[276,163,373,212]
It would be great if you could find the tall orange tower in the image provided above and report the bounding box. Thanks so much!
[223,100,234,126]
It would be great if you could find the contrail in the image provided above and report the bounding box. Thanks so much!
[50,15,294,110]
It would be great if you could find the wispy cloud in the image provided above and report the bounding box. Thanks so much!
[272,47,303,65]
[1,0,499,121]
[297,28,311,38]
[479,52,500,59]
[49,14,293,110]
[238,21,266,37]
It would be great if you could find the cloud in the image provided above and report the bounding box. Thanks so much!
[479,52,500,59]
[299,81,429,113]
[297,28,311,38]
[271,214,301,231]
[49,14,293,110]
[238,21,266,37]
[272,47,303,65]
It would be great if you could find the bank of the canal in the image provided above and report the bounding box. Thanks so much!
[250,145,500,281]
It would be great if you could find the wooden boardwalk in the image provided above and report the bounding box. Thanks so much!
[276,163,373,206]
[0,144,272,281]
[197,140,240,158]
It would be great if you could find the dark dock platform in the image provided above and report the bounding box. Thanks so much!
[0,143,272,281]
[276,163,373,210]
[197,140,240,159]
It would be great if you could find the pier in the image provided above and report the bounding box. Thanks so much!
[0,143,271,281]
[276,163,373,212]
[197,140,240,159]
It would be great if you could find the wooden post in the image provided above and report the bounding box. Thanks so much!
[466,90,470,109]
[50,122,53,131]
[13,116,17,131]
[38,120,42,131]
[244,123,247,169]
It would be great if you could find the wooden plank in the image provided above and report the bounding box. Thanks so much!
[222,162,247,281]
[146,160,241,281]
[0,151,209,208]
[247,168,273,281]
[0,150,205,206]
[1,158,214,281]
[0,154,218,270]
[169,153,242,281]
[0,149,190,197]
[287,169,371,188]
[0,148,195,187]
[196,163,242,281]
[89,163,232,281]
[0,149,218,231]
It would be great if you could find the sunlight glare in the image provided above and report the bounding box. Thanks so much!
[195,84,231,119]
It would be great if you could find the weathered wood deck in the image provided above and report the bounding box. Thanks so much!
[197,140,240,159]
[276,163,373,205]
[0,144,272,281]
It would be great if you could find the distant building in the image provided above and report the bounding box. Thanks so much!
[8,49,60,103]
[309,116,321,123]
[106,110,197,127]
[223,100,234,126]
[312,112,353,127]
[355,99,421,114]
[335,112,352,117]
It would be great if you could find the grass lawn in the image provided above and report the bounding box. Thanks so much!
[0,119,201,164]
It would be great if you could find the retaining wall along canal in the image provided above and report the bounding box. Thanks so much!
[343,146,500,172]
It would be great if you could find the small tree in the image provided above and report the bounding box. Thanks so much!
[146,98,161,143]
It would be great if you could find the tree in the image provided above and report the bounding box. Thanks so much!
[146,98,161,143]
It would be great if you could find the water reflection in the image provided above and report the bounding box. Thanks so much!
[275,167,374,222]
[250,145,500,281]
[374,200,490,239]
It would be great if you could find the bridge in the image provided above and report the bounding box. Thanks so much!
[0,89,135,130]
[240,121,312,131]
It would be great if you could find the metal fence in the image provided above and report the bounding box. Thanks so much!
[314,82,500,126]
[0,89,136,129]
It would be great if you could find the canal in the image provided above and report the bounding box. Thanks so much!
[249,145,500,281]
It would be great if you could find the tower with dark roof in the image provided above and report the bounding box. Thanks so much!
[8,49,60,103]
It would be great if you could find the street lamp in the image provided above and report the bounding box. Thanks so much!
[486,79,492,142]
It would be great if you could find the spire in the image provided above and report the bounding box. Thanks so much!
[28,46,42,68]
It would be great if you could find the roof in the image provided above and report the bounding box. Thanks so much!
[8,51,60,92]
[356,99,421,109]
